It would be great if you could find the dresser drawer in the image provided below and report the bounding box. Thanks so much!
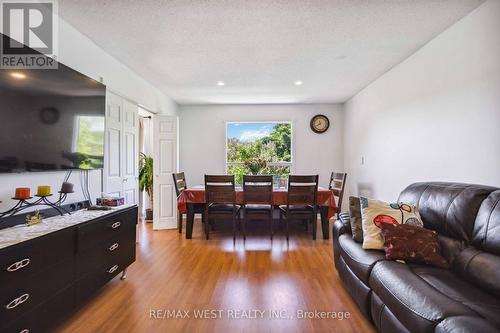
[0,227,75,286]
[75,241,135,303]
[76,229,136,276]
[77,208,137,253]
[0,284,75,333]
[0,257,75,326]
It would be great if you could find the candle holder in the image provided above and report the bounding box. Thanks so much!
[0,188,73,218]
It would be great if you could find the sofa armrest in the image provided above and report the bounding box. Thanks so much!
[332,211,352,269]
[333,212,352,238]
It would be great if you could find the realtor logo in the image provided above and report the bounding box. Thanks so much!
[0,0,58,69]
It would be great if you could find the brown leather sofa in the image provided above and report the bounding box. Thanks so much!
[333,182,500,333]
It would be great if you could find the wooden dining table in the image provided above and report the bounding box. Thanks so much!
[177,186,337,239]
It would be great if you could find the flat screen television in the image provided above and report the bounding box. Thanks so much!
[0,34,106,173]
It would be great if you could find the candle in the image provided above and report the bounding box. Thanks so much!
[37,185,51,197]
[60,182,74,193]
[15,187,31,199]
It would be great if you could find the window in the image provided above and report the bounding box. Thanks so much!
[226,121,293,185]
[72,116,105,169]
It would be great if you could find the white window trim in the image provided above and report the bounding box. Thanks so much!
[224,121,294,173]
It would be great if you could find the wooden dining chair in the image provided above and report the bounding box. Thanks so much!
[328,172,347,218]
[242,175,274,240]
[172,172,205,233]
[279,175,319,240]
[204,175,241,240]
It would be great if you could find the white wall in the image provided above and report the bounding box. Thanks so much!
[179,104,344,188]
[0,17,177,213]
[343,0,500,203]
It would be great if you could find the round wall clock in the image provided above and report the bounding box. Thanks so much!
[39,107,60,125]
[310,114,330,134]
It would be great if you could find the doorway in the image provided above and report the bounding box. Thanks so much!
[139,107,154,220]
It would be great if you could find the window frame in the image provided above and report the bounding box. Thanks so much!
[224,120,294,173]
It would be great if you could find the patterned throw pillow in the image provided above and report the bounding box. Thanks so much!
[380,223,449,268]
[349,196,363,243]
[360,197,423,250]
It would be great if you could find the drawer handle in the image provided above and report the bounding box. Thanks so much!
[6,293,30,310]
[107,265,119,274]
[20,329,30,333]
[108,243,119,251]
[111,221,121,229]
[6,258,30,272]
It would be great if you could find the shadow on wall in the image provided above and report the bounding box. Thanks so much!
[357,182,374,198]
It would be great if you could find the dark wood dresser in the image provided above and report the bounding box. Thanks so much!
[0,205,138,333]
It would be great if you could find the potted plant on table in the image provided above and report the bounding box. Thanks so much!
[139,153,154,221]
[244,158,267,175]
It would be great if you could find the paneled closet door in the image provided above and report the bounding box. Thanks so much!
[104,92,124,198]
[122,99,139,205]
[104,91,139,205]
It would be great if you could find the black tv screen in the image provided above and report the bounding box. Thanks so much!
[0,38,106,173]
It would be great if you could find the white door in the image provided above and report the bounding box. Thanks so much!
[104,91,139,204]
[104,92,123,198]
[153,115,178,230]
[122,99,139,205]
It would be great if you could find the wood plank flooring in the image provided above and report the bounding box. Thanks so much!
[55,219,375,333]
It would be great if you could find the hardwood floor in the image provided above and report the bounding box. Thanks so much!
[55,218,375,333]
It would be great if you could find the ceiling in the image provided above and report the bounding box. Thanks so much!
[58,0,484,105]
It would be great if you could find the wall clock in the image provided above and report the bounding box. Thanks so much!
[310,114,330,134]
[39,107,60,125]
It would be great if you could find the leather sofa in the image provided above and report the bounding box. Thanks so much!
[333,182,500,333]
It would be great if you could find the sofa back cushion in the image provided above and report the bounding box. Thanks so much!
[398,182,497,243]
[472,190,500,255]
[453,246,500,297]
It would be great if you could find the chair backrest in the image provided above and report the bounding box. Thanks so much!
[329,172,347,211]
[287,175,318,206]
[205,175,236,204]
[243,175,273,205]
[172,172,187,197]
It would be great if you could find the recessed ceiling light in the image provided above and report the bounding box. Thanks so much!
[217,81,225,86]
[10,72,26,79]
[294,80,303,86]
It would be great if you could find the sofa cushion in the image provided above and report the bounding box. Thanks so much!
[453,247,500,298]
[435,316,500,333]
[349,196,363,242]
[412,265,500,328]
[380,223,449,268]
[338,234,385,284]
[472,190,500,255]
[398,182,497,242]
[369,261,477,333]
[360,197,423,250]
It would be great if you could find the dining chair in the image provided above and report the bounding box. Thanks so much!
[172,172,205,233]
[328,172,347,218]
[242,175,274,240]
[204,175,241,240]
[279,175,319,240]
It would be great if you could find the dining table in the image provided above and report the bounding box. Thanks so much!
[177,186,337,239]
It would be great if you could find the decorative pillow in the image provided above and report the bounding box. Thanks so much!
[380,223,449,268]
[360,197,423,250]
[349,196,363,243]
